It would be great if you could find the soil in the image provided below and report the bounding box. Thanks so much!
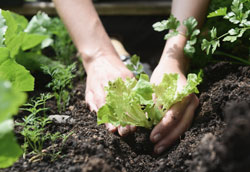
[3,62,250,172]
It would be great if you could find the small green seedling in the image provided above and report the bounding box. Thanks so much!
[126,55,144,79]
[42,63,76,113]
[98,72,202,129]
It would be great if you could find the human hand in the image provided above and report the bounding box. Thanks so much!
[84,53,136,136]
[149,58,199,154]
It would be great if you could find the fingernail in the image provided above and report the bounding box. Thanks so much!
[153,133,161,142]
[119,126,129,136]
[107,124,116,132]
[156,146,165,154]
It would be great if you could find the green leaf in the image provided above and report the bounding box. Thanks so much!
[184,41,196,58]
[223,28,247,42]
[166,15,181,30]
[1,10,18,45]
[210,27,217,39]
[6,32,24,58]
[183,17,198,37]
[25,12,51,34]
[97,72,202,129]
[207,7,227,18]
[0,59,34,92]
[201,39,211,55]
[0,80,26,123]
[0,47,9,65]
[211,40,220,53]
[164,31,179,40]
[0,120,22,168]
[153,15,180,32]
[11,12,28,30]
[131,54,139,66]
[174,73,202,102]
[153,74,178,111]
[133,74,153,105]
[0,79,25,168]
[152,20,168,32]
[21,33,47,51]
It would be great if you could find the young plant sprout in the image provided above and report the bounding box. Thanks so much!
[42,63,76,114]
[16,93,72,162]
[97,63,202,129]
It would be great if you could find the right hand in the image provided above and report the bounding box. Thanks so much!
[84,54,136,136]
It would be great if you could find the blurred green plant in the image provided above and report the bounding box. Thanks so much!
[0,79,26,168]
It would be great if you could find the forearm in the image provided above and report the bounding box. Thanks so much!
[161,0,210,73]
[53,0,117,70]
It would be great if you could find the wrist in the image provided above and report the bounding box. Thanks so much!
[160,34,190,74]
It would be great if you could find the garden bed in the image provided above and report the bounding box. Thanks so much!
[4,61,250,172]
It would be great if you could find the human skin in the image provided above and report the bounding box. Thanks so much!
[53,0,210,154]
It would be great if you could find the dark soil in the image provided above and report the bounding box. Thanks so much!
[3,62,250,172]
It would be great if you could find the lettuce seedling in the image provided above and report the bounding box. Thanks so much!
[97,72,202,129]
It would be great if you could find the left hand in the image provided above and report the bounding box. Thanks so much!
[149,59,199,154]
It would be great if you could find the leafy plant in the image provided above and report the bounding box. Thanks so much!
[42,63,76,113]
[201,0,250,65]
[16,93,59,160]
[97,72,202,129]
[0,9,52,91]
[153,15,200,58]
[25,12,76,65]
[0,79,26,168]
[126,55,144,78]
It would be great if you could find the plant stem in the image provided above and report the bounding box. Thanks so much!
[214,51,250,65]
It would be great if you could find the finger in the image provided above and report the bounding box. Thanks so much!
[85,91,98,112]
[129,125,136,133]
[105,123,117,133]
[150,95,192,143]
[93,86,106,109]
[154,95,199,154]
[118,125,130,137]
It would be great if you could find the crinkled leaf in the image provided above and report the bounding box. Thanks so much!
[98,75,154,128]
[207,7,227,18]
[153,74,178,110]
[132,74,153,105]
[0,59,34,91]
[98,72,202,129]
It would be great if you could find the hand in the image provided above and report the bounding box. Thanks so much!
[149,59,199,154]
[84,54,136,136]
